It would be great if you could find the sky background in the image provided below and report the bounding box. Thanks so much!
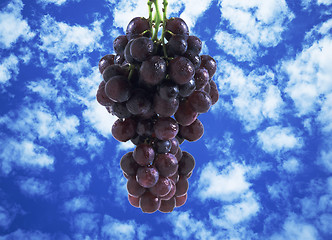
[0,0,332,239]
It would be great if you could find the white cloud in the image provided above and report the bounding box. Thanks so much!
[39,15,103,59]
[17,177,52,197]
[270,215,320,240]
[37,0,80,6]
[61,172,92,193]
[282,157,301,173]
[0,54,19,84]
[318,149,332,172]
[63,196,94,213]
[0,205,15,230]
[257,126,303,153]
[0,139,54,175]
[196,162,251,202]
[214,59,284,131]
[216,0,294,61]
[0,229,53,240]
[267,181,290,200]
[0,0,35,49]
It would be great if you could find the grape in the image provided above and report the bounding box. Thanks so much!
[204,82,211,94]
[133,143,155,166]
[111,102,132,119]
[126,89,151,115]
[165,17,189,40]
[140,56,166,85]
[105,75,131,103]
[179,119,204,142]
[169,138,179,155]
[124,40,138,64]
[209,80,219,105]
[194,67,209,90]
[154,153,178,177]
[175,194,187,207]
[126,17,151,40]
[160,180,176,200]
[178,151,195,176]
[154,117,179,140]
[149,176,172,197]
[127,176,146,197]
[112,118,137,142]
[96,81,114,107]
[188,90,212,113]
[99,54,115,74]
[154,139,171,154]
[139,191,160,213]
[131,135,145,146]
[169,172,179,184]
[159,197,176,213]
[186,36,202,55]
[120,152,139,176]
[113,35,128,55]
[175,147,183,161]
[128,194,140,208]
[136,119,154,136]
[174,100,198,126]
[179,79,196,98]
[184,50,201,69]
[176,135,185,145]
[169,56,195,85]
[175,176,188,197]
[114,54,125,65]
[200,55,217,78]
[130,37,154,62]
[136,166,159,188]
[102,64,124,82]
[153,94,179,117]
[167,34,188,56]
[158,81,179,100]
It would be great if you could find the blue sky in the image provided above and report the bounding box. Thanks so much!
[0,0,332,239]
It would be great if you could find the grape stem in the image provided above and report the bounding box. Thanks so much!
[151,0,162,41]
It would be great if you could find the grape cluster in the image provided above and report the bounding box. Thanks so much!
[96,10,218,213]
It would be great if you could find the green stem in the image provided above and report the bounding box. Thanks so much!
[161,0,168,58]
[148,0,153,34]
[152,0,162,41]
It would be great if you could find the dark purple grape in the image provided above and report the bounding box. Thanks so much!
[158,81,179,100]
[126,89,151,115]
[102,64,124,82]
[169,172,179,184]
[179,119,204,142]
[178,151,195,176]
[160,179,176,200]
[175,147,183,161]
[99,54,115,74]
[126,17,151,40]
[159,197,176,213]
[113,35,128,55]
[127,176,146,197]
[130,37,154,62]
[111,102,132,118]
[175,194,187,207]
[169,138,179,155]
[133,143,155,166]
[187,36,202,55]
[154,153,178,177]
[167,34,188,56]
[175,176,188,197]
[165,17,189,40]
[136,166,159,188]
[153,94,179,117]
[139,191,160,213]
[169,56,195,85]
[131,135,145,146]
[105,75,131,102]
[112,118,137,142]
[96,81,115,106]
[140,56,166,85]
[120,152,139,176]
[128,194,140,208]
[149,176,172,197]
[174,100,198,126]
[204,82,211,94]
[136,119,154,136]
[209,80,219,105]
[154,117,179,140]
[188,90,212,113]
[114,54,125,65]
[179,79,196,97]
[194,67,209,90]
[184,51,201,69]
[124,39,138,64]
[200,55,217,78]
[154,140,171,154]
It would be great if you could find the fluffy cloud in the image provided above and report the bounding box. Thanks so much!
[38,15,103,60]
[282,157,301,173]
[257,126,303,153]
[0,54,19,85]
[17,177,52,197]
[63,196,95,213]
[0,0,35,49]
[37,0,81,6]
[216,0,294,61]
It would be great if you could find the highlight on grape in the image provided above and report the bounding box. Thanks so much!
[96,0,219,213]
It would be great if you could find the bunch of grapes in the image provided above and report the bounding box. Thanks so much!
[96,0,218,213]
